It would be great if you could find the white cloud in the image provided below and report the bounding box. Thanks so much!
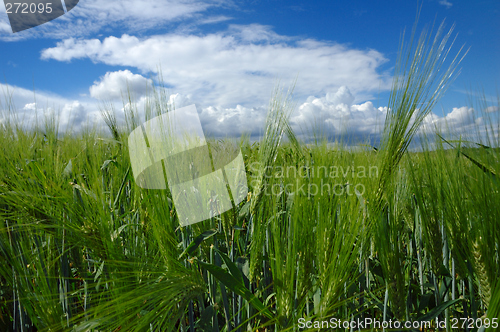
[0,83,102,133]
[57,101,91,132]
[41,26,391,108]
[422,106,475,130]
[0,20,11,34]
[2,82,493,144]
[90,70,153,100]
[1,83,384,140]
[227,24,287,43]
[485,106,498,113]
[443,106,475,126]
[160,87,388,141]
[198,15,232,25]
[0,0,232,41]
[290,86,387,140]
[199,104,267,138]
[438,0,453,9]
[419,106,485,139]
[22,103,37,111]
[417,105,500,146]
[168,93,193,109]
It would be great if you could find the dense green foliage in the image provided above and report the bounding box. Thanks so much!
[0,19,498,332]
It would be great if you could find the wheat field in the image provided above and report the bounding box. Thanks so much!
[0,20,499,332]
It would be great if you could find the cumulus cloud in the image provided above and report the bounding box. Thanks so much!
[421,106,476,132]
[0,83,102,133]
[41,26,391,108]
[159,87,389,142]
[199,104,267,138]
[417,105,500,147]
[168,93,193,109]
[442,107,475,126]
[2,82,493,143]
[485,106,498,113]
[418,107,497,149]
[290,86,387,141]
[90,70,153,100]
[0,0,232,41]
[22,103,37,111]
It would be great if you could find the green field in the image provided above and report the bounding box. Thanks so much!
[1,21,499,332]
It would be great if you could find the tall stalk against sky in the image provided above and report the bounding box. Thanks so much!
[377,16,467,204]
[373,15,467,321]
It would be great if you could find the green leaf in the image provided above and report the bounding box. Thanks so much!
[71,183,97,200]
[198,260,273,319]
[238,200,250,221]
[113,166,130,210]
[437,133,499,184]
[417,293,433,313]
[26,160,46,182]
[214,248,244,284]
[110,223,136,241]
[178,229,218,260]
[417,298,462,322]
[196,305,215,331]
[101,159,117,171]
[94,261,105,282]
[62,159,73,178]
[73,320,101,332]
[437,263,452,277]
[96,137,123,145]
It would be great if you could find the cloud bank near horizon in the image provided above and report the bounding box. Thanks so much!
[1,81,492,144]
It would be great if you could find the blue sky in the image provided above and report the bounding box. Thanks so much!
[0,0,498,141]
